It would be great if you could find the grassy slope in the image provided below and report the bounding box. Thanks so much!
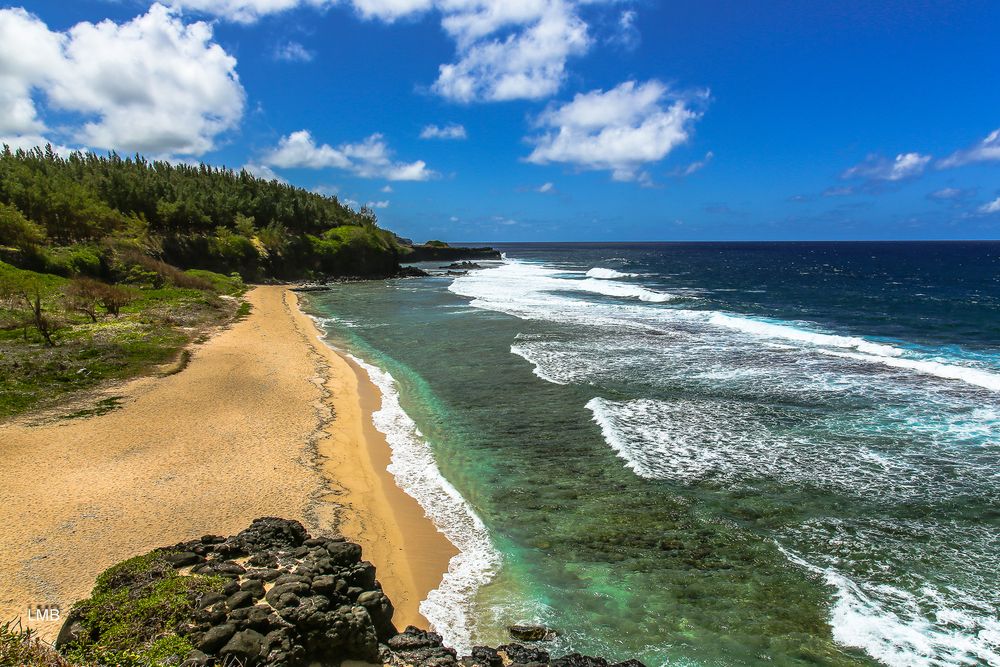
[0,261,245,419]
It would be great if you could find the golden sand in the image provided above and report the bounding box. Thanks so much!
[0,285,456,641]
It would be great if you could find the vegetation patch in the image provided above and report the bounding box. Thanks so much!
[57,396,124,421]
[0,261,243,419]
[60,552,225,667]
[0,618,74,667]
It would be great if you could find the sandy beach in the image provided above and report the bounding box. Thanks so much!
[0,285,456,641]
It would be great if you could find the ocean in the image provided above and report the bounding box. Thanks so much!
[302,242,1000,667]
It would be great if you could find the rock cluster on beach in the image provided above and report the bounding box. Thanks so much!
[57,518,645,667]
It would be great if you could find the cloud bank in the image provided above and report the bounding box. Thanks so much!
[0,4,244,156]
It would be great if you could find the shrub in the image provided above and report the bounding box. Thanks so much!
[115,249,213,291]
[62,552,224,667]
[40,245,103,278]
[64,277,106,322]
[0,618,72,667]
[0,201,46,249]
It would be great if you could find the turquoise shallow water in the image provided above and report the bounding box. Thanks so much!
[303,242,1000,667]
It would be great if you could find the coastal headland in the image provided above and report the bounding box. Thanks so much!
[0,285,456,642]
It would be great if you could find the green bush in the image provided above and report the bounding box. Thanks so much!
[40,245,104,278]
[62,552,224,667]
[183,269,245,295]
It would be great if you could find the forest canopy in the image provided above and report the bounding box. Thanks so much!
[0,144,403,280]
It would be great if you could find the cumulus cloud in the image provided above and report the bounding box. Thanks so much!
[842,152,931,181]
[0,4,244,156]
[537,181,554,193]
[167,0,628,103]
[241,162,286,182]
[274,41,314,62]
[263,129,435,180]
[366,199,390,208]
[939,129,1000,168]
[433,1,591,102]
[420,123,467,140]
[979,197,1000,214]
[525,80,704,183]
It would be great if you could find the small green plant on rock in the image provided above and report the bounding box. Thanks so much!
[60,552,225,667]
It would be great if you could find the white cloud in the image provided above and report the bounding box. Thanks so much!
[274,41,314,62]
[842,152,931,181]
[525,80,703,183]
[939,129,1000,168]
[433,1,591,102]
[381,184,393,192]
[164,0,336,23]
[311,184,340,196]
[366,199,390,208]
[929,187,961,199]
[0,4,244,157]
[350,0,433,21]
[167,1,626,103]
[610,9,640,50]
[263,129,435,180]
[671,150,713,177]
[537,181,554,193]
[241,162,286,182]
[420,123,467,140]
[979,197,1000,214]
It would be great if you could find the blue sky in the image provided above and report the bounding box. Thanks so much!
[4,0,999,241]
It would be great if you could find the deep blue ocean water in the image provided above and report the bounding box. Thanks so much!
[304,242,1000,667]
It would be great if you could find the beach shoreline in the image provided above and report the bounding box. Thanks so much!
[0,285,454,641]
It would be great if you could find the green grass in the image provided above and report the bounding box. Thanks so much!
[0,261,246,419]
[62,552,225,667]
[183,269,245,296]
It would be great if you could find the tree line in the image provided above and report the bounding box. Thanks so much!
[0,144,402,281]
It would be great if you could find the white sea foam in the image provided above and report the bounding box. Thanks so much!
[821,349,1000,392]
[510,341,570,385]
[708,312,904,358]
[779,546,1000,667]
[585,267,640,279]
[577,278,675,302]
[449,261,678,313]
[708,313,1000,393]
[343,352,502,655]
[451,261,1000,395]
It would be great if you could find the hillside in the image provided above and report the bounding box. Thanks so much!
[0,145,404,281]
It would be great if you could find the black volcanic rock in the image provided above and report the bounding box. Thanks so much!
[404,244,502,262]
[57,518,646,667]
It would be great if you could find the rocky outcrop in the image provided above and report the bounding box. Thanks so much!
[403,245,501,262]
[57,518,644,667]
[439,262,484,270]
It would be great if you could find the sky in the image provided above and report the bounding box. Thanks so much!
[2,0,999,242]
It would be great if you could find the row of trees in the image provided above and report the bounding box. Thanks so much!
[0,145,401,280]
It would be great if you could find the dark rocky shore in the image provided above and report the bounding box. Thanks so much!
[56,518,644,667]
